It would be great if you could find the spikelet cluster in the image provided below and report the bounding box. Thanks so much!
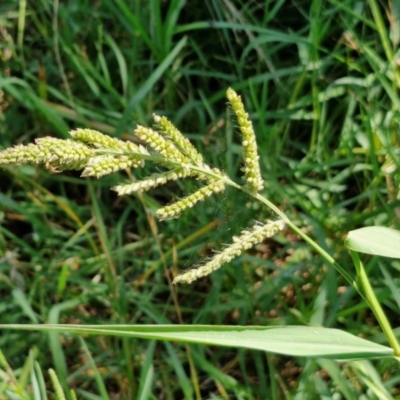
[71,128,127,149]
[157,180,225,220]
[113,168,192,195]
[173,220,284,284]
[81,155,144,178]
[71,128,148,177]
[0,138,93,172]
[226,88,264,192]
[153,114,204,164]
[0,143,44,165]
[134,125,190,165]
[71,128,148,155]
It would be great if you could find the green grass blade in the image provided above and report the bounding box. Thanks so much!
[12,288,39,324]
[114,35,188,136]
[137,341,156,400]
[345,227,400,258]
[0,324,393,360]
[317,359,358,400]
[79,338,111,400]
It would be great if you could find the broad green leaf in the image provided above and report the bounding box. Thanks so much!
[0,324,392,360]
[345,227,400,259]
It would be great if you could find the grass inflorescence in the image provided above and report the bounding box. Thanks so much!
[1,0,400,398]
[0,88,283,285]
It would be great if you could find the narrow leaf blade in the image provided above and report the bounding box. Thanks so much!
[0,324,392,360]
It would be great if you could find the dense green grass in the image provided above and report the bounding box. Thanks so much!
[1,0,400,398]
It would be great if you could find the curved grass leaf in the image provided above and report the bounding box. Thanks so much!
[345,227,400,259]
[0,324,392,360]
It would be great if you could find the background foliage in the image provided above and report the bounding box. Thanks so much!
[0,0,400,398]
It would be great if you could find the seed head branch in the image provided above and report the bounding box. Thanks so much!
[226,88,264,193]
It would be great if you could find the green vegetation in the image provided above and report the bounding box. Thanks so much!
[1,0,400,398]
